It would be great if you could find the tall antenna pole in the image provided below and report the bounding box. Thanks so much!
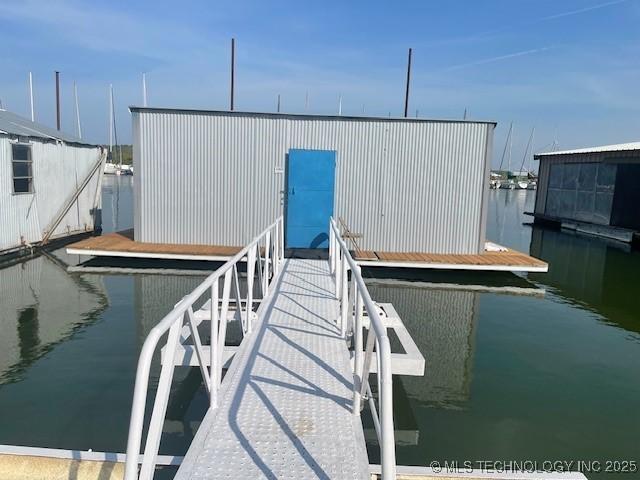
[277,94,281,113]
[463,107,468,120]
[142,72,148,107]
[338,95,342,115]
[403,47,412,118]
[29,72,35,121]
[55,71,61,130]
[230,38,235,111]
[109,84,114,159]
[74,81,82,139]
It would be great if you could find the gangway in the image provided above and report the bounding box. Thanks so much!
[124,217,398,479]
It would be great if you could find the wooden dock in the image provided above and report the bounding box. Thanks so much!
[66,230,242,262]
[354,243,548,272]
[67,232,547,273]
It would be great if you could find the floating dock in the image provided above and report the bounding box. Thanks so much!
[67,231,547,273]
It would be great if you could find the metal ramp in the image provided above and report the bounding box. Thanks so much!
[124,217,399,480]
[176,258,369,479]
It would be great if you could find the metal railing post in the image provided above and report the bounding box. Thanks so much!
[352,287,363,414]
[246,246,256,334]
[210,280,219,409]
[340,255,349,338]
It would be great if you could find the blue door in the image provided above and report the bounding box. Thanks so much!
[286,149,336,248]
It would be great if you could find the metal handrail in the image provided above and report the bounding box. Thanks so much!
[329,217,396,480]
[124,217,284,480]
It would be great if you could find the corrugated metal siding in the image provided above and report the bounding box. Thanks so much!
[0,136,103,253]
[135,111,493,254]
[534,153,640,215]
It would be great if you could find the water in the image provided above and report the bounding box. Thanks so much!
[0,179,638,478]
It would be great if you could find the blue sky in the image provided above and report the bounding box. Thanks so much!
[1,0,639,168]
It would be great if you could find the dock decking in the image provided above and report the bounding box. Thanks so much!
[355,243,548,272]
[66,229,242,261]
[175,258,370,480]
[67,231,547,273]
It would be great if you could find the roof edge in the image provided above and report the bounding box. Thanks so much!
[128,106,497,126]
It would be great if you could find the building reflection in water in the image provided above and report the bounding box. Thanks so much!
[366,282,479,409]
[529,226,640,335]
[0,252,108,385]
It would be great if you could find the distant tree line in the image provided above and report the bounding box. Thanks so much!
[106,145,133,165]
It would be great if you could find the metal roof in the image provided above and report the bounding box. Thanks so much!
[535,142,640,158]
[129,106,497,126]
[0,109,94,145]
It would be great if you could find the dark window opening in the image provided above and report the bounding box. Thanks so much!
[12,143,33,194]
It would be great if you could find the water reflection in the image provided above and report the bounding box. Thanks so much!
[529,227,640,335]
[0,251,108,385]
[367,283,478,409]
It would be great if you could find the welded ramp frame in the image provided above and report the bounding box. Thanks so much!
[175,259,370,480]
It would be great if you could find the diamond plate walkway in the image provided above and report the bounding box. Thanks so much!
[175,258,370,480]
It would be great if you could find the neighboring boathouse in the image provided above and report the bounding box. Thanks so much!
[533,142,640,242]
[0,109,105,257]
[130,108,495,255]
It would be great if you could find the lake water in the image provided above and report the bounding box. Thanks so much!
[0,177,638,478]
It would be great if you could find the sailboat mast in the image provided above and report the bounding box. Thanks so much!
[508,124,513,174]
[529,127,536,173]
[109,84,113,159]
[142,73,148,107]
[29,72,35,121]
[110,86,122,166]
[74,81,82,139]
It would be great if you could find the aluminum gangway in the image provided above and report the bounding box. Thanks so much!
[124,217,396,480]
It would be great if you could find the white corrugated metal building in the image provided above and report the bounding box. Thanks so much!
[131,108,495,254]
[0,109,105,255]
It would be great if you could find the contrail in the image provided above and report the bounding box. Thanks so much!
[438,47,555,73]
[541,0,630,21]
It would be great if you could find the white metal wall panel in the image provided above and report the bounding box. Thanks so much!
[0,136,102,253]
[134,111,493,254]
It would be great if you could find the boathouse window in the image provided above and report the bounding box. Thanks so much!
[11,143,33,194]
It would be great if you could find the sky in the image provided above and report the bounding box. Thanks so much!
[0,0,639,169]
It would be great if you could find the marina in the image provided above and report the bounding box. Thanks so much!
[1,2,639,478]
[1,181,638,479]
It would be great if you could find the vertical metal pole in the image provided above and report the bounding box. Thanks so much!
[28,72,35,121]
[109,84,114,159]
[142,72,148,107]
[210,280,219,409]
[340,256,348,337]
[246,246,256,334]
[403,48,412,118]
[338,95,342,115]
[352,285,363,413]
[230,38,235,111]
[277,94,281,113]
[304,91,309,111]
[74,81,82,139]
[55,71,61,130]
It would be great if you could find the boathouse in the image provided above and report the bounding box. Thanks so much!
[533,142,640,242]
[0,109,105,256]
[131,108,495,254]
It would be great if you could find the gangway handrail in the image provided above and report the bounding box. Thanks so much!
[124,217,284,480]
[329,217,397,479]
